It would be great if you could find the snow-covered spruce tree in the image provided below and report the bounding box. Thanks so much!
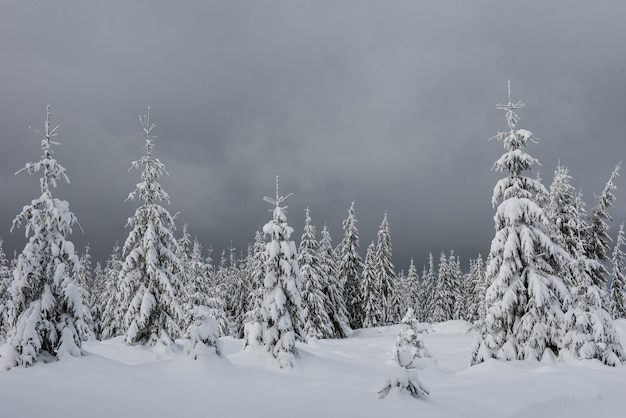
[118,107,184,348]
[610,223,626,319]
[378,308,430,400]
[471,84,570,365]
[89,261,105,337]
[449,252,465,320]
[587,163,621,295]
[0,240,11,342]
[76,245,95,332]
[218,244,243,336]
[77,245,93,294]
[228,244,254,338]
[465,255,486,324]
[419,253,437,322]
[405,259,421,315]
[361,241,382,328]
[190,239,228,337]
[431,252,451,322]
[319,225,351,338]
[99,243,125,340]
[390,270,409,324]
[338,201,364,329]
[546,164,579,272]
[258,176,305,368]
[298,208,333,339]
[3,107,91,368]
[242,230,266,348]
[375,213,397,325]
[184,306,221,359]
[560,196,625,366]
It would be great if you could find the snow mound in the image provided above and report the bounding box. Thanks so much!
[431,320,473,334]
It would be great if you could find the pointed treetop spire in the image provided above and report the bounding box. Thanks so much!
[29,104,60,160]
[263,175,293,218]
[496,80,525,130]
[139,106,157,157]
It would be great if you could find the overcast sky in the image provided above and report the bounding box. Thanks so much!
[2,0,626,272]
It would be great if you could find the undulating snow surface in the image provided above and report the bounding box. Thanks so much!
[2,320,626,418]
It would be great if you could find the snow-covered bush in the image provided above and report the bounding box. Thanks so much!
[184,306,221,359]
[379,308,430,399]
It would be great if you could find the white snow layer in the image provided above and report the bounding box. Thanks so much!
[1,320,626,417]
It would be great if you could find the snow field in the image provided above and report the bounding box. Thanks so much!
[2,319,626,418]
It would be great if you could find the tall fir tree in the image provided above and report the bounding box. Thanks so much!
[99,243,124,340]
[419,253,437,323]
[338,201,364,329]
[0,240,11,342]
[471,84,570,364]
[89,261,105,338]
[560,196,625,366]
[361,241,382,328]
[258,176,304,368]
[118,107,184,348]
[76,245,95,332]
[319,225,351,338]
[449,252,465,320]
[405,259,421,316]
[610,223,626,319]
[3,107,91,368]
[431,252,452,322]
[298,208,333,339]
[465,255,486,324]
[587,163,621,296]
[242,230,267,348]
[375,213,397,325]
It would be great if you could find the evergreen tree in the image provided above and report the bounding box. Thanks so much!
[610,223,626,319]
[419,253,437,322]
[76,245,95,332]
[298,208,333,339]
[258,176,304,368]
[243,230,266,348]
[361,242,382,328]
[585,163,622,305]
[0,240,11,342]
[319,225,351,338]
[99,243,124,340]
[405,259,421,315]
[184,306,221,359]
[390,269,409,324]
[197,242,228,338]
[338,201,364,329]
[465,255,486,324]
[561,198,625,366]
[471,84,570,364]
[546,168,624,365]
[378,308,430,400]
[449,252,465,320]
[118,107,184,348]
[229,244,254,338]
[431,252,451,322]
[375,213,397,325]
[89,261,105,338]
[3,107,90,368]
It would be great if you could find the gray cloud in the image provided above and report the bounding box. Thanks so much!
[1,0,626,272]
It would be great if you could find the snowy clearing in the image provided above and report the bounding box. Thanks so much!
[2,320,626,418]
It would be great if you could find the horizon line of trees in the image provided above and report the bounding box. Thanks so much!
[1,86,626,369]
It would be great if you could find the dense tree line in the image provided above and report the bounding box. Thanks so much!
[1,88,626,369]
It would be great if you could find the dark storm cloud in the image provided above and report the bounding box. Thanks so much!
[1,0,626,271]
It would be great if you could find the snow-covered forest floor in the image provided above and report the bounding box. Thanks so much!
[2,319,626,418]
